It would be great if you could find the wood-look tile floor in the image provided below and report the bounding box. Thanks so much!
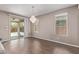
[3,37,79,54]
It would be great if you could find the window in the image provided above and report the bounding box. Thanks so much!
[55,13,68,36]
[33,19,39,33]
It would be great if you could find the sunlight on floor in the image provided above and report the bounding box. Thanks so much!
[11,32,24,37]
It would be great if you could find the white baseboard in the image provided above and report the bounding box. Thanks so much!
[34,37,79,48]
[47,39,79,48]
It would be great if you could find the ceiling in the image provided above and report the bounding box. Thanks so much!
[0,4,76,17]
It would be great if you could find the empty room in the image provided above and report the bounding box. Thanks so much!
[0,4,79,54]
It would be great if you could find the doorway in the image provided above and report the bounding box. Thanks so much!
[10,18,24,40]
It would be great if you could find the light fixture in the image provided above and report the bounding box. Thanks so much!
[29,6,37,23]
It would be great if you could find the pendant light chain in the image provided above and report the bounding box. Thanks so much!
[30,5,37,23]
[32,6,34,16]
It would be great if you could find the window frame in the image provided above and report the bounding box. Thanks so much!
[55,13,68,36]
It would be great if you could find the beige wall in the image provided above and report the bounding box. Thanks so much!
[24,18,32,37]
[0,12,9,41]
[32,5,79,46]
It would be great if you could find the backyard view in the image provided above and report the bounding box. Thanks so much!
[10,18,24,39]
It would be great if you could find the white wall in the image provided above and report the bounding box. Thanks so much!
[32,5,79,46]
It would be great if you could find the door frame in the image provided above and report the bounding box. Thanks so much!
[8,16,25,40]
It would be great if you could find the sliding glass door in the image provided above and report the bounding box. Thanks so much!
[19,20,24,37]
[10,18,24,40]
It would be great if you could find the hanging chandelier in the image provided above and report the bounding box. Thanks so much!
[29,6,37,23]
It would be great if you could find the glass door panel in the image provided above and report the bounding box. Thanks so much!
[10,22,18,39]
[19,20,24,37]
